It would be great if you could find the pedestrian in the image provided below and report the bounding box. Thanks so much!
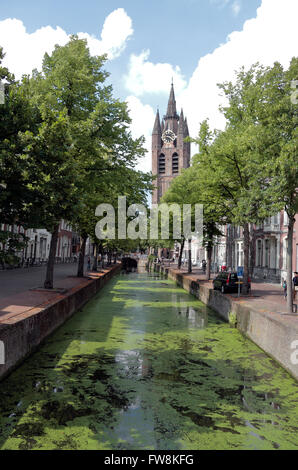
[87,256,91,271]
[293,272,298,300]
[282,279,287,300]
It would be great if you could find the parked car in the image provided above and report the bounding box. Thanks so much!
[213,272,251,294]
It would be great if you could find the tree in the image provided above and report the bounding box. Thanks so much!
[162,149,224,279]
[218,59,298,308]
[0,48,40,264]
[27,36,140,288]
[192,124,257,291]
[75,163,153,277]
[161,168,194,273]
[245,59,298,312]
[23,108,78,287]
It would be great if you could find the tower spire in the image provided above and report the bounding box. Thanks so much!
[184,117,189,137]
[166,82,178,119]
[178,109,184,134]
[152,109,161,135]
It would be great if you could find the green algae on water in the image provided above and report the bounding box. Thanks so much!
[0,272,297,450]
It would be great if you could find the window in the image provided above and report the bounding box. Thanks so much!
[236,242,244,267]
[282,238,288,270]
[265,239,270,267]
[257,239,262,267]
[172,153,179,174]
[158,154,165,174]
[284,211,288,226]
[264,217,271,226]
[273,214,279,225]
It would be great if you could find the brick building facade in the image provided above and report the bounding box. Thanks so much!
[152,83,190,204]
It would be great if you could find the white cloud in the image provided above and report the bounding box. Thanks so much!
[124,49,187,96]
[0,8,133,79]
[78,8,133,60]
[180,0,298,142]
[125,95,155,173]
[0,19,69,78]
[231,1,241,16]
[126,0,298,165]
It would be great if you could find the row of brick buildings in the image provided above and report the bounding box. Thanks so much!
[0,220,81,266]
[190,211,297,284]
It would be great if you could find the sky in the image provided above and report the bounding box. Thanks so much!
[0,0,297,173]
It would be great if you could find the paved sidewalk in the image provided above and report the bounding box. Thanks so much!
[0,267,114,324]
[169,266,297,317]
[0,262,84,298]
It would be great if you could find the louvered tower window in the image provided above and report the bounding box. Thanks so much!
[159,154,165,174]
[172,153,179,174]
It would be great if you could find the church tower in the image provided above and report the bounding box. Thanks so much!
[152,83,190,205]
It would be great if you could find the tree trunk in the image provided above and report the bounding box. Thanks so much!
[188,239,192,274]
[287,216,294,314]
[249,227,255,279]
[92,243,98,271]
[77,235,87,277]
[178,238,185,269]
[242,223,250,295]
[44,223,59,289]
[206,244,212,281]
[33,235,37,263]
[101,247,105,269]
[99,243,104,269]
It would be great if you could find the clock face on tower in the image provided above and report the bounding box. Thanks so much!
[162,129,176,143]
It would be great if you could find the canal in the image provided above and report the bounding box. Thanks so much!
[0,272,297,450]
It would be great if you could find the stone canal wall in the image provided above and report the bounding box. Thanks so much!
[0,265,121,381]
[155,265,298,381]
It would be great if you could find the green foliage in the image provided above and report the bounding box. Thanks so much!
[228,311,237,328]
[0,231,28,265]
[0,37,153,278]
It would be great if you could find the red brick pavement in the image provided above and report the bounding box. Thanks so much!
[0,268,114,325]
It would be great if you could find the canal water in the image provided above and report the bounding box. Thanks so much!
[0,272,297,450]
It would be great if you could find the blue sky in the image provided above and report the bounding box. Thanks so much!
[0,0,297,172]
[0,0,261,101]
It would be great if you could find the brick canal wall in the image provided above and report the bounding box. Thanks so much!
[0,265,121,381]
[156,265,298,381]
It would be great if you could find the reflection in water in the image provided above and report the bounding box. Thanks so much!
[115,350,143,379]
[0,272,297,450]
[177,305,207,329]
